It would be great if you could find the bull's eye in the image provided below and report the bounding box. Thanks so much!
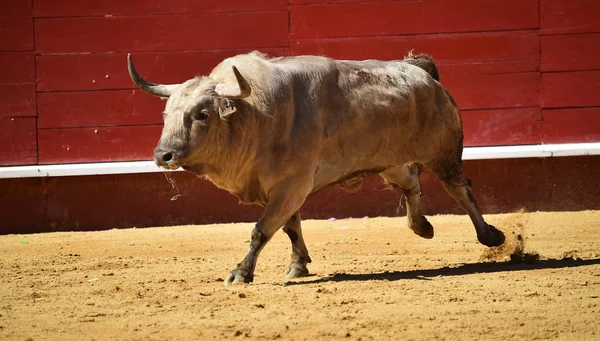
[193,109,210,121]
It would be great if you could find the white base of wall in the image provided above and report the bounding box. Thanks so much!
[1,142,600,179]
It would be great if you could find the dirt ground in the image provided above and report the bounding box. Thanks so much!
[1,210,599,341]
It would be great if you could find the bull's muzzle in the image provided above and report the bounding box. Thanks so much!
[154,148,181,170]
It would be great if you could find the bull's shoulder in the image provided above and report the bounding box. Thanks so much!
[212,53,336,78]
[270,55,334,67]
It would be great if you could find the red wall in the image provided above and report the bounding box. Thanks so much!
[1,0,599,166]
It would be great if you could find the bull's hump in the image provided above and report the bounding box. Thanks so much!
[210,53,270,83]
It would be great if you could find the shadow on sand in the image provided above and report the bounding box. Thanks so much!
[285,257,600,285]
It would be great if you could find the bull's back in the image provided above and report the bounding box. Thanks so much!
[311,59,460,189]
[329,60,454,151]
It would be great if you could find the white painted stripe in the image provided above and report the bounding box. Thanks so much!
[1,143,599,179]
[0,160,177,179]
[461,142,600,160]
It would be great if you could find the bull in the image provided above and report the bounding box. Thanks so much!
[127,51,505,285]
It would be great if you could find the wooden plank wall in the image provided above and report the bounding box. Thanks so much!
[1,0,599,166]
[0,1,36,165]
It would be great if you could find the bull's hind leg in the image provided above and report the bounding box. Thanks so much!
[427,159,505,247]
[380,164,434,239]
[282,212,312,278]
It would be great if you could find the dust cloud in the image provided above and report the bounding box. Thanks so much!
[480,208,540,263]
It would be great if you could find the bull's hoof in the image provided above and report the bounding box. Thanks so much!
[286,263,309,279]
[409,216,434,239]
[477,224,506,247]
[224,268,253,286]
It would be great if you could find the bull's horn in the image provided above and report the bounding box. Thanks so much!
[127,54,179,97]
[214,66,251,99]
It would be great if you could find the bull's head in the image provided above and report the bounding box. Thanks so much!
[127,54,251,171]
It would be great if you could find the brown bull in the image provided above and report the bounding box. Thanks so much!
[127,51,505,285]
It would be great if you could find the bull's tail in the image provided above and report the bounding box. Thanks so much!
[403,51,440,82]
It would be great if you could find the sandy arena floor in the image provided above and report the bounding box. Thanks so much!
[1,210,599,340]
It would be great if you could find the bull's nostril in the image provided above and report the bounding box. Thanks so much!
[162,152,173,163]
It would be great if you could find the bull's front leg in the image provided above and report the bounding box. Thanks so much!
[282,212,311,278]
[224,182,310,285]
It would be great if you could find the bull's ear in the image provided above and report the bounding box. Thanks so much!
[218,98,237,118]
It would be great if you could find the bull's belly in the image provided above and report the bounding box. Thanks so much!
[311,158,402,194]
[312,132,422,192]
